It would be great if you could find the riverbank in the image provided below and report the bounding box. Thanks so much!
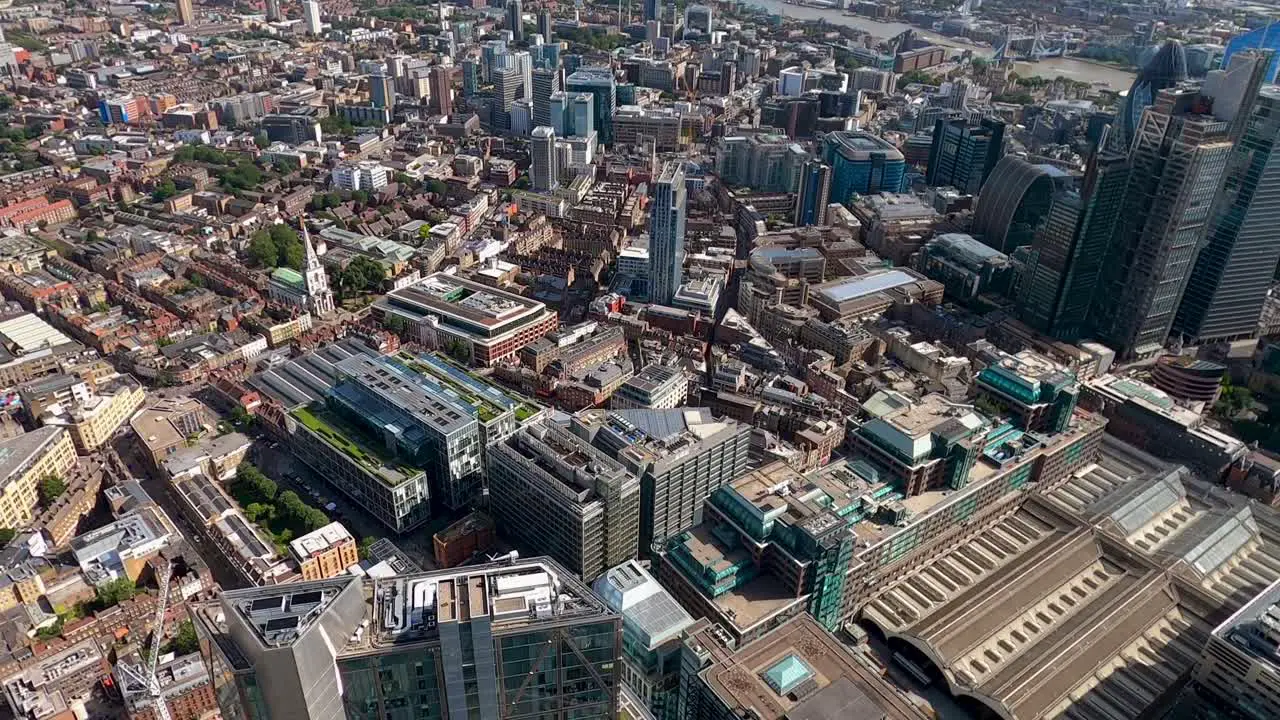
[743,0,1138,90]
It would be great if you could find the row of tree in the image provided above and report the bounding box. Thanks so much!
[230,464,331,546]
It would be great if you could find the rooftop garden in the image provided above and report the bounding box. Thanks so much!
[292,405,419,486]
[396,352,510,424]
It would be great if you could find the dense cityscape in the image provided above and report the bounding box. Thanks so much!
[0,0,1278,718]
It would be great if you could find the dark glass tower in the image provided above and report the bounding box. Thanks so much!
[1018,147,1129,341]
[1114,40,1188,152]
[1174,58,1277,345]
[926,116,1005,194]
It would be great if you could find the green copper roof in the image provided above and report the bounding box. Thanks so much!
[271,267,305,289]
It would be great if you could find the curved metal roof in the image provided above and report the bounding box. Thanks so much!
[971,156,1053,253]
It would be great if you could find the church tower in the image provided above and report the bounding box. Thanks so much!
[301,224,335,317]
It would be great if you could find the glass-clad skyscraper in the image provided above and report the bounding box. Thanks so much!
[1222,21,1280,84]
[565,67,616,145]
[1114,40,1187,152]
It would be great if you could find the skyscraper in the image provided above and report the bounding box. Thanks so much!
[531,67,560,128]
[506,0,524,44]
[511,50,533,100]
[264,0,282,21]
[480,39,507,82]
[648,161,686,305]
[565,67,616,145]
[1093,86,1234,358]
[1174,60,1277,345]
[683,3,713,37]
[176,0,194,25]
[1113,40,1188,152]
[793,159,832,227]
[461,58,479,96]
[368,73,394,110]
[1018,147,1129,341]
[429,65,452,116]
[303,0,322,34]
[644,0,660,22]
[537,9,553,43]
[492,66,519,131]
[926,116,1005,194]
[531,126,559,192]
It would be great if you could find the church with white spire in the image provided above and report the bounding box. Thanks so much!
[267,223,336,318]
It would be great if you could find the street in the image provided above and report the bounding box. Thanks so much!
[109,433,250,591]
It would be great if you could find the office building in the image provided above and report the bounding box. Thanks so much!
[177,0,194,25]
[98,95,146,125]
[35,374,145,454]
[926,116,1005,194]
[611,364,686,410]
[1093,85,1234,359]
[571,407,751,553]
[480,39,508,82]
[679,614,930,720]
[971,155,1064,254]
[648,161,687,305]
[260,113,321,145]
[1016,149,1128,341]
[530,125,558,192]
[488,422,640,580]
[565,67,616,145]
[429,65,452,116]
[491,66,519,131]
[913,232,1013,301]
[715,133,807,193]
[288,353,483,532]
[1223,20,1280,84]
[265,0,282,21]
[644,0,660,22]
[375,272,558,366]
[850,390,988,496]
[793,159,831,227]
[822,131,906,206]
[511,50,533,100]
[684,3,713,36]
[506,0,523,44]
[461,58,479,96]
[1175,76,1278,345]
[195,558,622,720]
[288,521,359,580]
[1195,578,1280,719]
[974,349,1079,434]
[303,0,322,34]
[1080,373,1246,476]
[531,67,560,128]
[1114,40,1188,151]
[369,73,395,109]
[0,427,76,529]
[592,561,694,720]
[510,100,532,136]
[71,506,174,585]
[537,9,552,43]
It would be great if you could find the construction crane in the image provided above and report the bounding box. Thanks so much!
[117,561,173,720]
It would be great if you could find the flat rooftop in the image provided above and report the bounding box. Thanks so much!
[289,520,354,560]
[363,558,612,649]
[814,270,918,304]
[694,614,930,720]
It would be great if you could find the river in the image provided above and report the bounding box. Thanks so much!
[743,0,1138,90]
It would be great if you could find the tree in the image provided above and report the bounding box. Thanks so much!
[351,190,370,206]
[280,238,305,270]
[247,230,279,268]
[445,339,471,364]
[254,131,270,149]
[37,475,66,508]
[94,578,138,609]
[151,179,177,202]
[189,272,207,288]
[425,179,447,196]
[0,528,14,546]
[231,404,255,427]
[168,619,200,655]
[899,69,935,86]
[358,536,378,560]
[233,464,278,505]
